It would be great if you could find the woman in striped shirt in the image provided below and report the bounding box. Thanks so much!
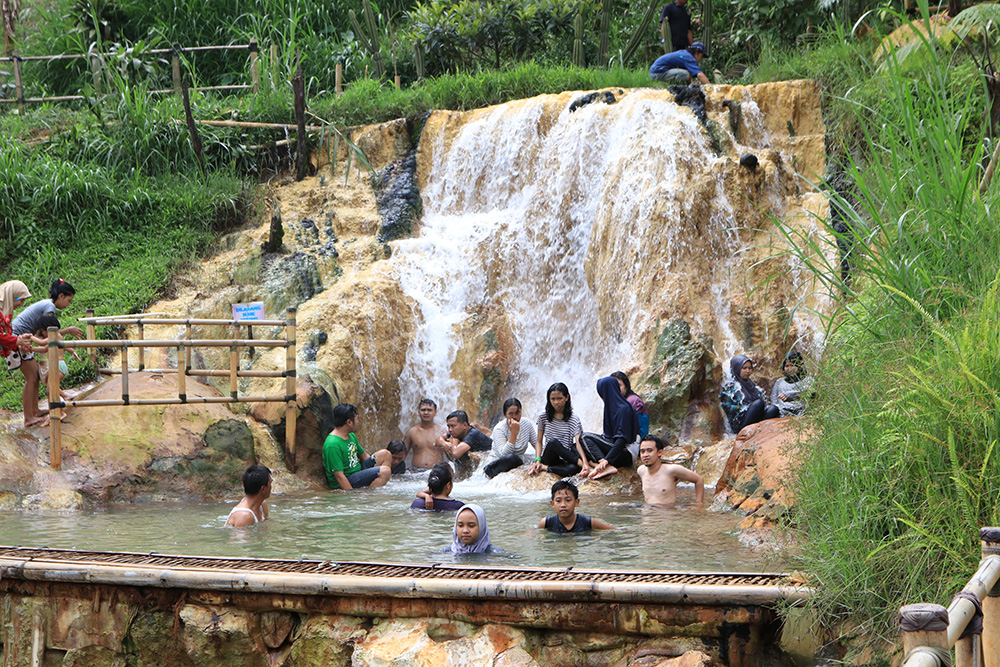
[528,383,591,478]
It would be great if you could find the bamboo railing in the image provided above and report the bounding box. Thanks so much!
[0,41,263,112]
[898,527,1000,667]
[45,307,297,471]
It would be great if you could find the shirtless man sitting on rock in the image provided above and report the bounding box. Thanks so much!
[637,435,704,507]
[403,398,447,470]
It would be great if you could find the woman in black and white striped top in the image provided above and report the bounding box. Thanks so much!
[529,383,591,478]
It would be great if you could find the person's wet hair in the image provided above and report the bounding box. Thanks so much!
[427,462,453,495]
[551,479,579,499]
[243,464,271,495]
[642,435,667,450]
[419,398,437,409]
[611,371,635,397]
[49,279,75,301]
[544,382,573,422]
[387,440,405,455]
[332,403,358,427]
[447,410,469,424]
[502,397,522,414]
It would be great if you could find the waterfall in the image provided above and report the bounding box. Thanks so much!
[389,90,750,430]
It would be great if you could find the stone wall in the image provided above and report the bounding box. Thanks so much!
[0,580,783,667]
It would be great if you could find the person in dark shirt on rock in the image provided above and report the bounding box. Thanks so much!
[435,410,492,478]
[411,462,464,511]
[538,480,614,533]
[659,0,693,52]
[649,42,710,85]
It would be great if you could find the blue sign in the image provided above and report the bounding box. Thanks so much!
[232,302,265,322]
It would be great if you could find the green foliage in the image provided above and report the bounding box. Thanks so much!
[310,61,659,126]
[770,26,1000,640]
[405,0,592,75]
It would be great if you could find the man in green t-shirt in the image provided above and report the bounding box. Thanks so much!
[322,403,393,489]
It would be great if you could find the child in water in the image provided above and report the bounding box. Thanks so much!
[411,463,464,511]
[443,504,502,554]
[538,480,614,533]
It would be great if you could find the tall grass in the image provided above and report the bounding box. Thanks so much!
[772,19,1000,644]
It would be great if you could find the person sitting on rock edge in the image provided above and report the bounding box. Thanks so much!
[403,398,447,471]
[412,462,465,511]
[771,350,814,417]
[322,403,393,490]
[225,464,271,527]
[648,41,710,85]
[529,382,590,478]
[720,354,780,433]
[435,410,493,478]
[581,376,642,480]
[485,397,538,479]
[611,371,649,438]
[538,480,614,533]
[636,435,704,508]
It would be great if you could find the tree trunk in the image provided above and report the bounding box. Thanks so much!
[947,0,961,18]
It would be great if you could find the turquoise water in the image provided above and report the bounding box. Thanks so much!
[0,473,782,572]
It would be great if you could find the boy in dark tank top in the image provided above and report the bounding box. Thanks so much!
[538,480,614,533]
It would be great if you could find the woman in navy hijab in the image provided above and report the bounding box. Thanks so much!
[581,376,641,479]
[720,354,780,433]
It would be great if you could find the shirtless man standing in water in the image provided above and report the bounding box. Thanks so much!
[637,435,704,507]
[403,398,447,470]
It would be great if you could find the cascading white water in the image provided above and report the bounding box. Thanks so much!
[390,91,751,431]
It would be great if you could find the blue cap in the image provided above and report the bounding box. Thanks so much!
[690,41,707,55]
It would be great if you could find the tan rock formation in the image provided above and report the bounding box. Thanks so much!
[715,417,814,540]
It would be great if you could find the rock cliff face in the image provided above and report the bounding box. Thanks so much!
[0,81,829,502]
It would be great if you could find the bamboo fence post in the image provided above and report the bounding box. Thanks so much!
[90,53,102,94]
[956,636,976,667]
[285,307,297,469]
[982,528,1000,667]
[176,343,186,403]
[269,44,278,89]
[137,322,145,371]
[900,603,950,666]
[335,62,342,94]
[171,49,182,98]
[185,322,192,374]
[12,52,24,113]
[47,327,61,469]
[120,342,130,405]
[229,339,238,400]
[249,40,259,93]
[85,308,96,367]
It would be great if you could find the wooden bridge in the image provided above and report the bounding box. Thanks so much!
[0,545,810,666]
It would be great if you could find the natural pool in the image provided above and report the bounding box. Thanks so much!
[0,472,782,572]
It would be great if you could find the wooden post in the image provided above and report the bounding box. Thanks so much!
[394,74,400,89]
[335,62,342,94]
[120,342,129,406]
[292,53,306,181]
[181,78,205,173]
[12,52,24,114]
[899,603,949,664]
[47,327,61,469]
[249,40,259,93]
[90,53,102,95]
[85,308,96,367]
[171,52,182,98]
[185,322,192,374]
[270,44,278,89]
[137,322,145,371]
[229,342,238,400]
[982,528,1000,667]
[956,636,976,667]
[285,307,297,470]
[176,343,186,403]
